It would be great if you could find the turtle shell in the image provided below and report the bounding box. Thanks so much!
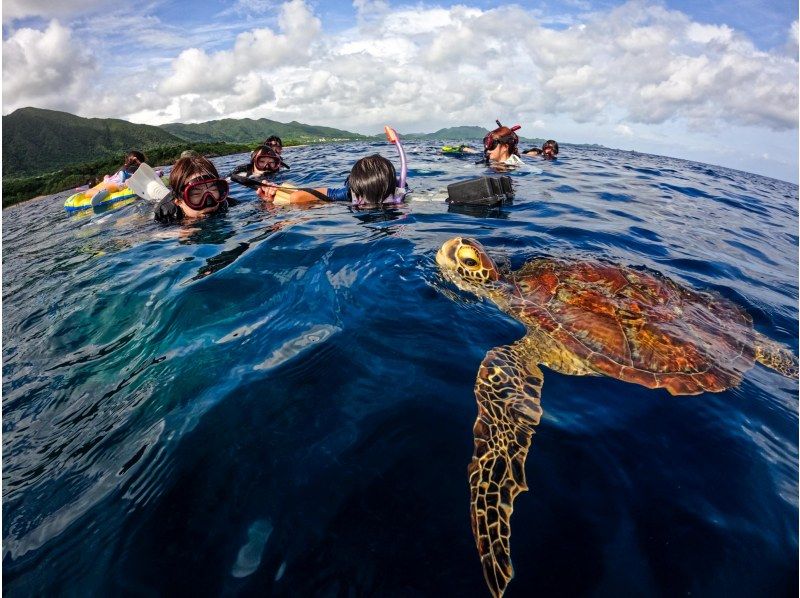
[509,259,756,395]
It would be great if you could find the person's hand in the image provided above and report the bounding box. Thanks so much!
[154,196,183,223]
[256,181,278,201]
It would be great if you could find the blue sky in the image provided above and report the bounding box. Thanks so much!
[3,0,798,182]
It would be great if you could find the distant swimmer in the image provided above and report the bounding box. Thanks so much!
[522,139,559,159]
[442,144,480,155]
[229,142,290,183]
[542,139,559,160]
[75,150,149,206]
[482,120,524,167]
[263,135,283,156]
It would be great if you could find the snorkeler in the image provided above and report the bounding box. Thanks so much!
[263,135,283,155]
[542,139,559,160]
[77,150,148,203]
[127,155,231,223]
[228,143,290,185]
[106,150,146,185]
[482,120,524,166]
[256,126,408,207]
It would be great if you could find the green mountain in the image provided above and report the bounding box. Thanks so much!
[406,126,489,139]
[2,107,183,177]
[160,118,366,144]
[379,126,543,145]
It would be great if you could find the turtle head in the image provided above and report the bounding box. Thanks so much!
[436,237,504,298]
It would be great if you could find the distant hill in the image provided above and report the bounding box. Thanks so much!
[2,107,182,177]
[160,118,367,144]
[399,125,489,140]
[378,125,545,146]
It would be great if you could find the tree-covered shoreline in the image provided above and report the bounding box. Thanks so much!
[3,141,285,208]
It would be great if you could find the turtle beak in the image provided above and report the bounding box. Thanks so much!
[436,238,460,269]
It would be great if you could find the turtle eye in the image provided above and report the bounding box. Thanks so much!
[457,246,480,268]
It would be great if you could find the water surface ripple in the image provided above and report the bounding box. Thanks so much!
[3,142,797,596]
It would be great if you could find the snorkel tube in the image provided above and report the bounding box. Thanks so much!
[384,125,407,203]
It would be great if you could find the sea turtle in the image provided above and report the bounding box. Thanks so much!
[435,236,798,597]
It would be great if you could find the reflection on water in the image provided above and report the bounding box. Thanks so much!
[3,141,798,596]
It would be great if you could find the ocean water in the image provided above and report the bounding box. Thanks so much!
[3,141,797,597]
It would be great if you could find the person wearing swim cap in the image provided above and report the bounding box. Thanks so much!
[482,120,524,166]
[152,156,232,223]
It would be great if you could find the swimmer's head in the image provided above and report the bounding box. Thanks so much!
[263,135,283,154]
[483,120,521,161]
[542,140,559,159]
[124,150,146,174]
[347,154,397,206]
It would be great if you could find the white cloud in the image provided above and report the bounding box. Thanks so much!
[615,124,634,136]
[2,0,111,22]
[2,20,96,113]
[3,0,797,140]
[157,0,318,120]
[789,20,799,55]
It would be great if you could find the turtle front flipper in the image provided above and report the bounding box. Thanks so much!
[470,340,544,597]
[754,333,799,378]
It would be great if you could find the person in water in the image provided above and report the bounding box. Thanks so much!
[257,154,406,206]
[153,155,231,222]
[81,150,146,200]
[104,150,146,185]
[542,139,559,160]
[263,135,283,155]
[229,143,289,181]
[482,121,524,166]
[522,147,542,157]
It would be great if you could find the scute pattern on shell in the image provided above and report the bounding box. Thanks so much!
[510,259,755,395]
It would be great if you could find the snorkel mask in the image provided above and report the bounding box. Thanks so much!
[252,145,290,173]
[482,119,521,161]
[181,176,230,210]
[349,126,408,206]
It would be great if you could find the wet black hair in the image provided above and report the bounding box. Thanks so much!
[542,140,559,155]
[126,150,146,163]
[347,154,396,205]
[264,135,283,148]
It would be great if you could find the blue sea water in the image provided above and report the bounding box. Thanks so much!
[2,141,798,596]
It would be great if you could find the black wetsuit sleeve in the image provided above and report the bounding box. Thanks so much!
[228,163,252,178]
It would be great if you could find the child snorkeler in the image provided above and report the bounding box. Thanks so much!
[256,126,408,207]
[127,155,232,223]
[81,150,147,202]
[229,142,290,182]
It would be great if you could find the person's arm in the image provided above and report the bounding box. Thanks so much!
[257,182,339,203]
